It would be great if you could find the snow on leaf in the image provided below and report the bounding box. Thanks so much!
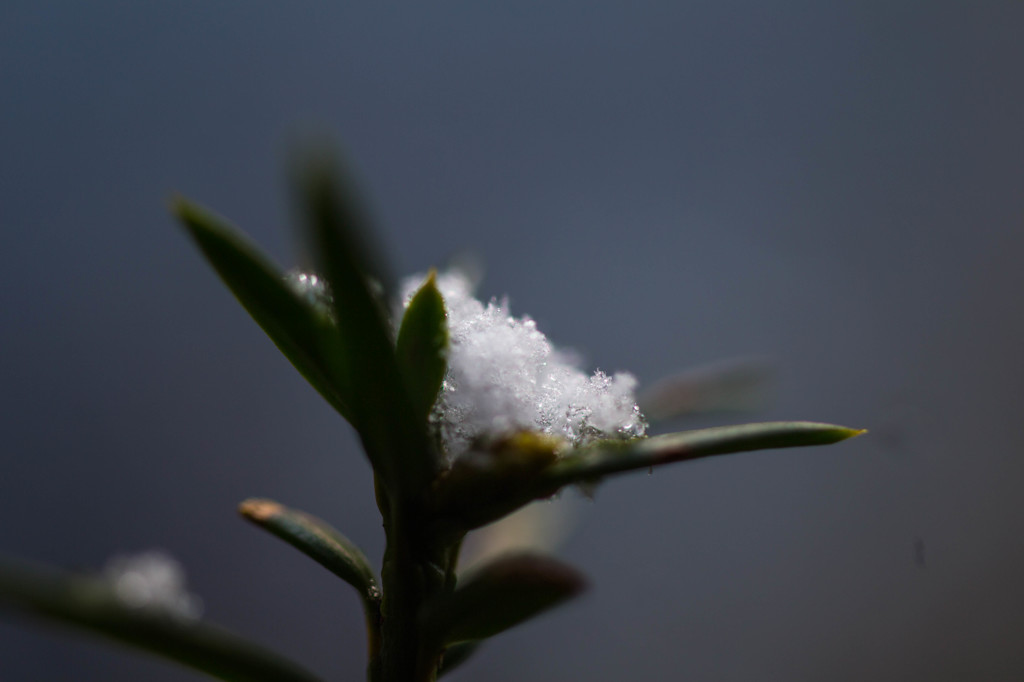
[399,271,646,459]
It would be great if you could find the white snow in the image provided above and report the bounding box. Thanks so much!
[104,551,203,620]
[285,269,334,315]
[400,271,646,458]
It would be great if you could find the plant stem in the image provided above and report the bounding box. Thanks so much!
[378,500,448,682]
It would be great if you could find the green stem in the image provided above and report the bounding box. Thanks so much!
[377,500,451,682]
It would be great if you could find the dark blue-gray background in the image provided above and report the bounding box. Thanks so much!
[2,2,1023,680]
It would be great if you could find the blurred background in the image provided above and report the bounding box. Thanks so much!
[2,2,1023,680]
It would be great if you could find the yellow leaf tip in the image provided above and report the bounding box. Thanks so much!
[239,498,283,522]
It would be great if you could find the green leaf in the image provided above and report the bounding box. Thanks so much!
[395,271,448,423]
[419,554,586,646]
[546,421,867,487]
[0,557,324,682]
[174,198,354,423]
[291,145,397,299]
[238,499,379,604]
[238,500,382,663]
[295,157,436,497]
[431,422,864,532]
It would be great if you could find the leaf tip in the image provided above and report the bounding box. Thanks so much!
[168,194,198,220]
[170,196,213,242]
[837,427,868,441]
[239,498,283,523]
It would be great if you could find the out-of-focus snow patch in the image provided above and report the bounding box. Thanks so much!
[104,551,203,621]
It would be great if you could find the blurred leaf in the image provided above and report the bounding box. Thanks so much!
[458,499,578,576]
[291,144,396,299]
[419,554,586,645]
[238,499,379,604]
[296,157,436,497]
[396,271,448,423]
[437,641,480,677]
[174,199,353,423]
[0,557,324,682]
[638,357,773,421]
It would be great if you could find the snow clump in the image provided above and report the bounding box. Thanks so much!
[400,270,646,458]
[104,551,203,621]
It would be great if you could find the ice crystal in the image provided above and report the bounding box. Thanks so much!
[104,551,203,620]
[400,271,646,458]
[285,269,334,316]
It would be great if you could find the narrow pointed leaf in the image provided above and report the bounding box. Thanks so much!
[296,159,436,495]
[238,499,379,604]
[546,421,866,487]
[419,554,586,645]
[0,558,324,682]
[174,199,353,423]
[396,271,448,422]
[238,499,382,661]
[431,422,863,532]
